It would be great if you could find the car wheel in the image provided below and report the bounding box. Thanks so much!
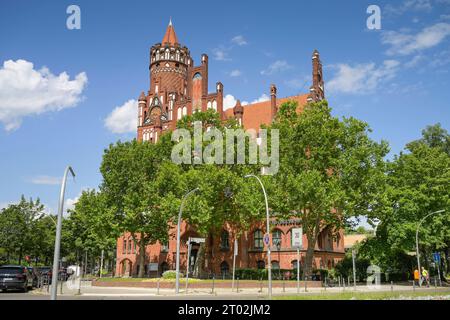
[23,285,28,293]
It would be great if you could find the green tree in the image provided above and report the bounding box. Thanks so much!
[0,196,45,264]
[166,109,265,276]
[369,124,450,274]
[100,139,176,277]
[269,100,388,277]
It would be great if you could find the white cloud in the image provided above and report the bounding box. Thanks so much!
[231,35,247,46]
[29,175,61,185]
[223,93,270,110]
[327,60,400,94]
[250,94,270,104]
[105,99,137,134]
[229,69,242,77]
[404,54,424,68]
[0,59,87,131]
[223,94,238,110]
[385,0,433,16]
[382,22,450,56]
[65,196,79,212]
[260,60,293,75]
[212,47,231,61]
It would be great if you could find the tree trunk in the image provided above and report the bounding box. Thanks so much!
[304,237,315,278]
[193,243,205,278]
[138,233,146,278]
[18,247,23,265]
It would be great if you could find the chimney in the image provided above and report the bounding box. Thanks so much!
[270,84,277,120]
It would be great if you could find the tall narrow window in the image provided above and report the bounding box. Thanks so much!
[254,229,263,249]
[123,238,127,254]
[128,237,132,254]
[220,230,229,250]
[272,229,282,248]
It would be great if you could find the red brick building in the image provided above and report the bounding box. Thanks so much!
[116,20,344,277]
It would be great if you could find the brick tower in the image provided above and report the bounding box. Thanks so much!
[137,19,224,142]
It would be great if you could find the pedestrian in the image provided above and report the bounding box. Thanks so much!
[421,267,429,287]
[413,268,420,286]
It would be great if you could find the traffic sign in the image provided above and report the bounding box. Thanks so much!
[292,228,303,248]
[188,237,205,244]
[433,252,441,263]
[263,233,270,246]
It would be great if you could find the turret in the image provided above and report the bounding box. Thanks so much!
[270,84,277,120]
[307,49,325,103]
[138,91,146,126]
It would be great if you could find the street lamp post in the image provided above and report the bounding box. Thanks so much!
[244,174,272,299]
[175,188,199,294]
[416,209,445,287]
[51,166,75,300]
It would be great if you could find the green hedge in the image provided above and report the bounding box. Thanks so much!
[234,268,322,280]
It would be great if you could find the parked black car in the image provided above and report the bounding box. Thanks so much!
[0,265,33,292]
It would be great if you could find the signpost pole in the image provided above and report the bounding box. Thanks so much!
[100,249,104,278]
[352,249,357,290]
[232,238,238,292]
[185,238,191,293]
[296,248,300,294]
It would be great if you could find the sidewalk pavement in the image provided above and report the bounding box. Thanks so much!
[32,279,450,299]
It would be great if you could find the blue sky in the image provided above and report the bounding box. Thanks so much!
[0,0,449,216]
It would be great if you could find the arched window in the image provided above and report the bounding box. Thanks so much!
[193,72,202,80]
[272,229,282,248]
[253,229,263,249]
[123,238,127,254]
[257,260,265,269]
[182,106,187,116]
[220,261,229,277]
[207,101,212,109]
[220,230,229,250]
[177,108,182,120]
[165,49,170,59]
[128,237,132,254]
[212,100,217,111]
[155,51,160,60]
[271,261,280,270]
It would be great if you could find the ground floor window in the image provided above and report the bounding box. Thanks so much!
[220,261,229,277]
[257,260,265,269]
[271,261,280,270]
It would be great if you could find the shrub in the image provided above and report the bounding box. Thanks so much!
[162,270,178,279]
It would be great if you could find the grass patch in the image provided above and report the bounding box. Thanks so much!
[276,289,450,300]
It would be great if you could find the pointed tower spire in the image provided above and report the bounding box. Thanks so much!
[162,18,178,45]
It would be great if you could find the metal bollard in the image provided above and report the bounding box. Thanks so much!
[60,277,63,295]
[157,278,160,295]
[282,276,285,293]
[211,276,215,294]
[413,279,415,291]
[324,277,327,291]
[304,276,308,292]
[259,278,263,293]
[390,281,393,292]
[434,277,437,289]
[236,277,240,293]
